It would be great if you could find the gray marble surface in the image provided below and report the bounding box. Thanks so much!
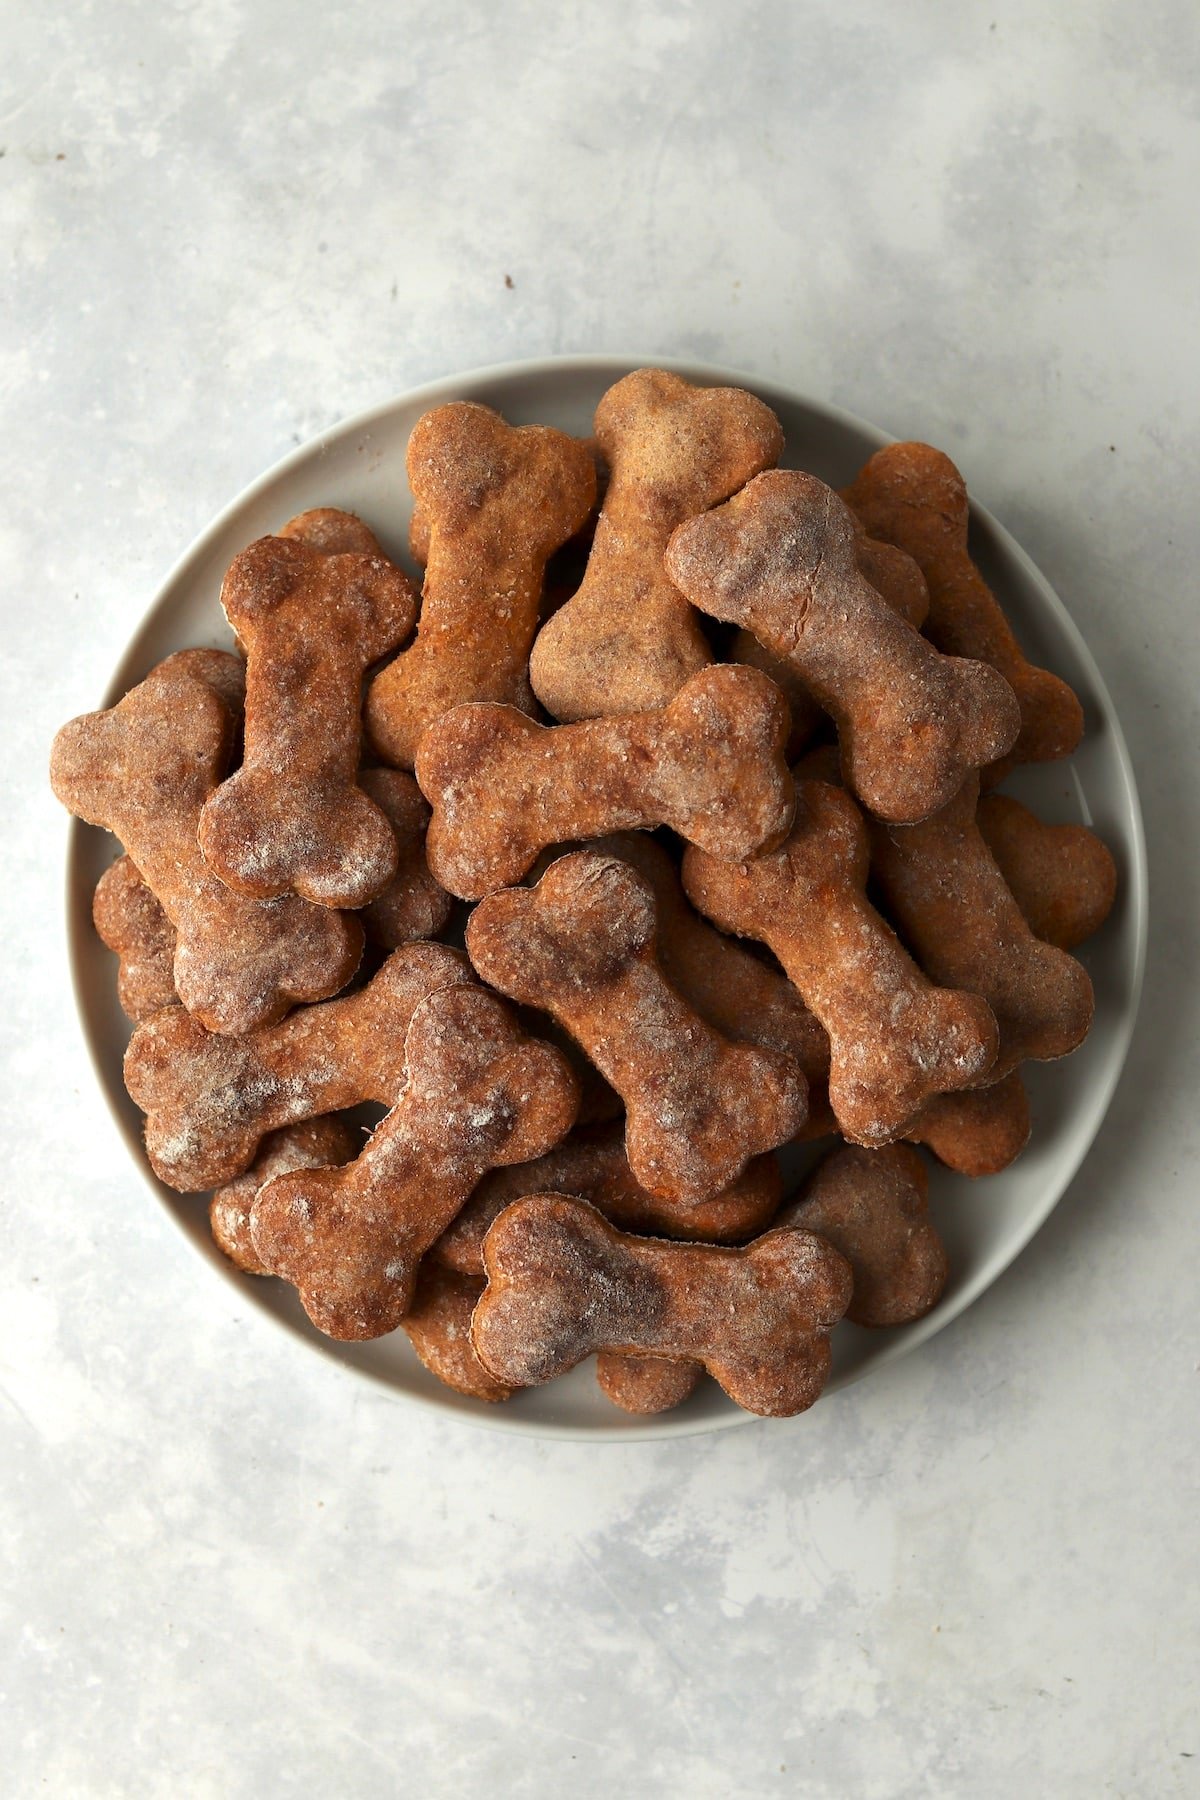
[4,3,1198,1794]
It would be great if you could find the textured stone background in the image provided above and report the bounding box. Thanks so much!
[3,3,1198,1794]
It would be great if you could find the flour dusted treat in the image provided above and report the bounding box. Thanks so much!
[123,942,472,1191]
[529,369,784,721]
[250,985,579,1339]
[869,775,1094,1081]
[92,857,178,1021]
[156,646,248,719]
[365,403,596,767]
[843,442,1083,774]
[977,794,1117,951]
[417,664,794,900]
[208,1117,361,1274]
[51,659,363,1036]
[666,470,1020,823]
[777,1143,948,1328]
[466,852,809,1205]
[472,1196,852,1417]
[278,506,384,557]
[595,1354,703,1414]
[433,1122,783,1275]
[402,1263,516,1403]
[683,779,999,1145]
[357,767,453,948]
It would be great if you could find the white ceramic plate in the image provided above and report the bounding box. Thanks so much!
[65,356,1148,1440]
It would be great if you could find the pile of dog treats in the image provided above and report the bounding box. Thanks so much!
[51,369,1116,1418]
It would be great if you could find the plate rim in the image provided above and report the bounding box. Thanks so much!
[63,352,1150,1443]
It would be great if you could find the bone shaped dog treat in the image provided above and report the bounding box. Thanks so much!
[401,1263,516,1403]
[529,368,784,721]
[776,1144,948,1328]
[682,779,999,1145]
[467,851,809,1204]
[278,506,384,556]
[907,1070,1031,1177]
[123,941,472,1191]
[596,1354,703,1415]
[868,776,1094,1081]
[93,857,179,1021]
[51,659,363,1036]
[976,794,1117,951]
[842,442,1084,774]
[665,470,1021,823]
[209,1117,361,1274]
[417,664,795,900]
[198,534,416,908]
[250,985,580,1339]
[433,1121,783,1275]
[364,403,597,768]
[471,1196,852,1416]
[156,647,248,719]
[357,768,453,948]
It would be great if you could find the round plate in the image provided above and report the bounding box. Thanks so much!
[65,356,1148,1439]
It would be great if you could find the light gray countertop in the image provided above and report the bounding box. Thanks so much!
[3,4,1197,1795]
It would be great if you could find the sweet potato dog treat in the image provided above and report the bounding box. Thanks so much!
[157,646,248,719]
[124,942,471,1191]
[843,443,1083,771]
[92,857,178,1022]
[250,985,580,1338]
[472,1196,852,1416]
[357,767,453,948]
[434,1121,783,1274]
[467,852,809,1204]
[209,1118,361,1274]
[51,660,363,1037]
[198,535,416,908]
[907,1071,1032,1177]
[869,775,1094,1081]
[365,403,597,768]
[682,779,999,1145]
[596,1353,703,1415]
[402,1263,516,1403]
[417,664,794,900]
[776,1144,948,1328]
[278,506,383,557]
[977,793,1117,951]
[665,470,1021,823]
[529,369,784,721]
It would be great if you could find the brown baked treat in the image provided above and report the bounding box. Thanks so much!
[250,985,580,1339]
[357,767,453,948]
[976,793,1117,951]
[529,369,784,721]
[433,1122,783,1274]
[776,1143,948,1328]
[417,664,794,900]
[665,470,1020,824]
[842,442,1083,775]
[907,1071,1032,1176]
[466,852,809,1205]
[869,775,1094,1082]
[198,535,416,908]
[123,941,472,1191]
[401,1263,515,1403]
[278,507,383,556]
[50,658,363,1036]
[92,856,178,1021]
[472,1196,852,1417]
[682,779,999,1145]
[595,1355,702,1414]
[156,647,248,719]
[209,1117,361,1273]
[364,403,596,769]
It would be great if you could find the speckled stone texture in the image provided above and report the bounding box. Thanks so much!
[3,2,1197,1795]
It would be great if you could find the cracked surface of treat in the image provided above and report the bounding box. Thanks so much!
[472,1195,853,1416]
[776,1143,948,1327]
[869,775,1094,1080]
[417,663,795,900]
[666,469,1021,823]
[123,941,472,1190]
[529,368,784,721]
[843,442,1084,776]
[977,793,1118,951]
[433,1121,783,1275]
[365,402,596,767]
[51,659,364,1036]
[209,1117,361,1274]
[92,856,178,1021]
[199,534,416,908]
[250,985,580,1339]
[595,1353,702,1414]
[401,1263,515,1402]
[467,851,809,1204]
[683,778,999,1145]
[357,767,453,948]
